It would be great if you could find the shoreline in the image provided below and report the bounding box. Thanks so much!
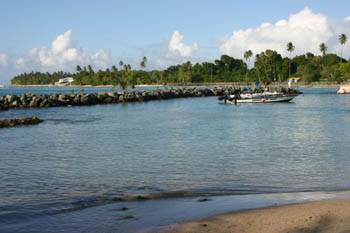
[8,82,345,88]
[5,190,349,233]
[165,197,350,233]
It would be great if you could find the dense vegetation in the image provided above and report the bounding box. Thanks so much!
[11,40,350,87]
[12,71,73,85]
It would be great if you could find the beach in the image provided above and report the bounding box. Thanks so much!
[166,199,350,233]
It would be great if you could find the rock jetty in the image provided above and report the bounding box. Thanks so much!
[0,117,44,128]
[337,85,350,94]
[0,87,302,111]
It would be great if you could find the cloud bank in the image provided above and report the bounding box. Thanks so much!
[141,30,201,70]
[168,30,199,57]
[0,30,111,84]
[219,7,350,59]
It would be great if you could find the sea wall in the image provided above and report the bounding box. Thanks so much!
[0,87,302,111]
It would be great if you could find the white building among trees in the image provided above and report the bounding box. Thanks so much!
[55,77,74,86]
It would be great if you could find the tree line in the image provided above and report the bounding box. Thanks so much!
[11,34,350,87]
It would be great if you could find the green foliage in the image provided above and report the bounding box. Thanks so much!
[298,63,321,83]
[323,54,341,67]
[336,62,350,82]
[254,50,284,85]
[11,51,350,86]
[11,71,73,85]
[321,65,341,83]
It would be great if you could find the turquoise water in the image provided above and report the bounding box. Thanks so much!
[1,87,350,232]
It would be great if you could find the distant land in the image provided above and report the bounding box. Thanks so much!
[11,51,350,88]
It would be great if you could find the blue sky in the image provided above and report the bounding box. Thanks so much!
[1,0,350,83]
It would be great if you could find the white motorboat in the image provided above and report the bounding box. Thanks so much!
[218,92,299,104]
[0,84,4,88]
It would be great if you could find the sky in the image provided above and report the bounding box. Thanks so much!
[1,0,350,84]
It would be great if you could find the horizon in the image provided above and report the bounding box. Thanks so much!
[1,0,350,84]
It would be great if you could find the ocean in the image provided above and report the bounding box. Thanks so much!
[1,86,350,232]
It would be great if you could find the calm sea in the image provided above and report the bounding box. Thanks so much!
[1,86,350,232]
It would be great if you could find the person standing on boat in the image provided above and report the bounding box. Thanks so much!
[233,89,241,105]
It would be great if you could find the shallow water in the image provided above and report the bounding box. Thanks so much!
[1,86,350,232]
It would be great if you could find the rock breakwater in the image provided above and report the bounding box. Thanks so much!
[0,87,302,111]
[0,117,44,128]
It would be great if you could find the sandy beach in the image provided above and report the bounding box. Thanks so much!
[166,199,350,233]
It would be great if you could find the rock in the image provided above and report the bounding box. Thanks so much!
[0,105,10,111]
[80,94,90,105]
[197,198,212,202]
[39,99,49,108]
[0,117,44,128]
[29,99,36,108]
[118,95,125,102]
[89,94,98,104]
[97,92,107,102]
[5,95,17,104]
[107,92,115,97]
[20,95,28,105]
[58,94,70,104]
[11,100,20,107]
[338,85,350,94]
[103,97,113,103]
[72,95,80,105]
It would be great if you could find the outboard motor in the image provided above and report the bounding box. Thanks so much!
[218,95,227,101]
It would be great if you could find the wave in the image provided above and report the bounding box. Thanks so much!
[1,185,349,223]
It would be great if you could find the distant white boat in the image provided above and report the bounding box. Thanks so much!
[0,84,4,88]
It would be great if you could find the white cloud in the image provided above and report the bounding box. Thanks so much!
[134,31,202,70]
[0,53,9,67]
[51,30,73,54]
[0,30,111,84]
[219,7,350,59]
[29,30,111,70]
[168,30,199,57]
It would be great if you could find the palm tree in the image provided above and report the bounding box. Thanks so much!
[286,42,295,78]
[111,65,117,73]
[140,56,147,69]
[339,34,348,62]
[111,65,118,91]
[319,43,327,56]
[88,65,94,74]
[118,60,130,93]
[76,65,82,73]
[244,50,253,84]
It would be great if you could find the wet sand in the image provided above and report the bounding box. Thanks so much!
[166,199,350,233]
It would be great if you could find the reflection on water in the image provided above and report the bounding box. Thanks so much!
[1,87,350,231]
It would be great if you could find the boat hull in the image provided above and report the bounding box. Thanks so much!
[222,94,298,104]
